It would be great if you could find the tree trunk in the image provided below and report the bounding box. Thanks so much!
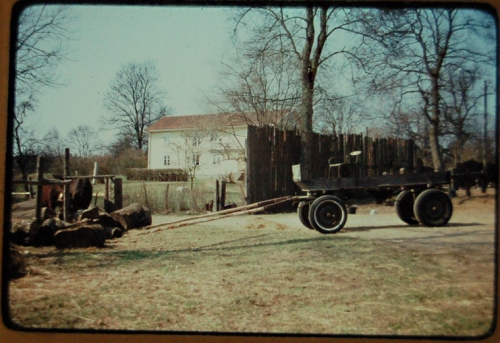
[110,202,152,230]
[429,77,444,172]
[298,7,316,182]
[428,121,444,172]
[300,87,314,181]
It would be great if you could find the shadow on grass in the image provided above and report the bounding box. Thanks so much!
[32,233,358,265]
[29,221,492,266]
[343,222,484,232]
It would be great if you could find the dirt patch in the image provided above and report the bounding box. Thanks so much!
[7,188,496,336]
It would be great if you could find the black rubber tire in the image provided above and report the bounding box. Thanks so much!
[308,195,347,234]
[394,190,419,225]
[413,189,453,227]
[297,201,314,230]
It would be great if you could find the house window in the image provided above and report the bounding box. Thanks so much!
[164,155,170,166]
[213,153,221,165]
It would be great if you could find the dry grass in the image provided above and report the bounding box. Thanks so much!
[93,179,246,212]
[8,210,495,337]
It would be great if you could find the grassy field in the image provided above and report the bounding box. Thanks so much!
[92,179,247,213]
[7,189,496,337]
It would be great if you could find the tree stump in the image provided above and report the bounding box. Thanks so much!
[110,203,151,230]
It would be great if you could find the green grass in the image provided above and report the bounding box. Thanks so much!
[9,225,495,336]
[93,179,245,212]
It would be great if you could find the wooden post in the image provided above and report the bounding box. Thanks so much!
[164,184,170,210]
[35,156,43,224]
[93,162,98,185]
[449,168,457,197]
[105,177,109,201]
[63,148,70,221]
[214,179,220,212]
[114,178,123,210]
[28,176,34,199]
[220,180,226,210]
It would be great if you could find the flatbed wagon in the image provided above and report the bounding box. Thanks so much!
[292,152,456,234]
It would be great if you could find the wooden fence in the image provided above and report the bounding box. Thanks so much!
[245,126,417,203]
[12,149,122,222]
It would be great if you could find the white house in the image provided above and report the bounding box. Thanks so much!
[146,114,249,179]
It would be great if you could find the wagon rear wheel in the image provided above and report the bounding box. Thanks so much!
[308,195,347,234]
[297,201,314,230]
[394,190,419,225]
[413,189,453,227]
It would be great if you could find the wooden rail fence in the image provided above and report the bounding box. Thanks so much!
[12,149,122,222]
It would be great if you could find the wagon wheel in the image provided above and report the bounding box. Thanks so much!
[297,201,314,230]
[308,195,347,234]
[413,189,453,227]
[394,190,419,225]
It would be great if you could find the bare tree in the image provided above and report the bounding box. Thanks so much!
[13,5,73,179]
[214,46,301,130]
[66,125,101,158]
[234,6,361,180]
[173,130,209,190]
[314,94,364,135]
[103,61,170,150]
[354,8,495,171]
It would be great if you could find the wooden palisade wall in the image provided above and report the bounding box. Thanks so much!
[246,125,416,203]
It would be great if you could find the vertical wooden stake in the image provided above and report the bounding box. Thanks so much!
[105,177,109,201]
[164,184,170,210]
[35,156,43,224]
[220,180,226,210]
[63,148,70,221]
[114,178,123,210]
[214,179,220,212]
[93,162,98,185]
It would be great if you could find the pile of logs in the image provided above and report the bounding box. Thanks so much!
[10,202,151,250]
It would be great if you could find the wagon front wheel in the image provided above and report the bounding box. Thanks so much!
[297,201,314,230]
[413,189,453,227]
[394,190,419,225]
[308,195,347,234]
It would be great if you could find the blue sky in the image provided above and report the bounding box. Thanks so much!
[25,5,236,143]
[18,5,497,147]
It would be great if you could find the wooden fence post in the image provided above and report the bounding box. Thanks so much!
[114,178,123,210]
[220,180,226,210]
[92,162,98,185]
[105,177,109,201]
[214,179,220,212]
[164,184,169,210]
[63,148,70,221]
[35,156,43,224]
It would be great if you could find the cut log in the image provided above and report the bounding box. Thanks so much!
[79,207,125,230]
[10,218,31,246]
[53,224,107,249]
[110,203,151,230]
[8,244,26,279]
[29,218,69,247]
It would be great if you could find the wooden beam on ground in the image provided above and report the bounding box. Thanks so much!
[138,196,298,235]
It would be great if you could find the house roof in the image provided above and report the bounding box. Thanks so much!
[146,113,251,132]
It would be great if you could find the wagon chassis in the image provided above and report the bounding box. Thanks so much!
[293,165,455,234]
